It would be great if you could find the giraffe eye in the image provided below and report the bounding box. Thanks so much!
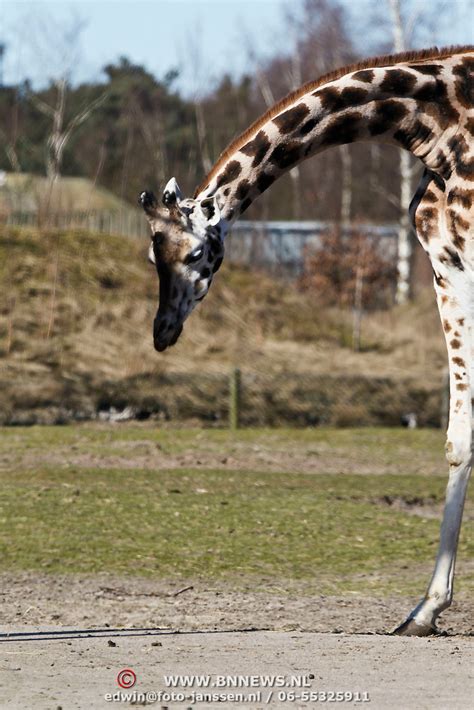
[186,247,203,264]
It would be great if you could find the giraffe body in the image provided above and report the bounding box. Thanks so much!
[140,46,473,635]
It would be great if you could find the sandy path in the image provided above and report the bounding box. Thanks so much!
[0,573,473,709]
[1,628,473,709]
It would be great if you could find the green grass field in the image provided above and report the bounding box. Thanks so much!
[0,426,472,596]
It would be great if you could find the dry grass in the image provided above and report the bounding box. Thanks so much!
[0,173,134,213]
[0,226,447,423]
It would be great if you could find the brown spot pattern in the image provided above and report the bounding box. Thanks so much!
[448,135,474,181]
[407,63,442,75]
[235,180,251,200]
[214,160,242,189]
[273,103,310,134]
[315,86,367,112]
[423,189,438,203]
[434,151,452,180]
[352,69,374,83]
[439,246,464,270]
[452,357,466,368]
[450,338,461,349]
[269,141,302,169]
[447,209,469,251]
[239,197,252,214]
[256,172,276,193]
[415,207,437,242]
[465,117,474,137]
[299,118,318,136]
[322,111,362,145]
[447,188,472,210]
[418,81,460,128]
[340,86,369,105]
[368,100,408,136]
[452,57,474,108]
[380,69,417,95]
[240,130,271,167]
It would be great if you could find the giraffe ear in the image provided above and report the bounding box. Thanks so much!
[162,177,182,208]
[199,195,221,226]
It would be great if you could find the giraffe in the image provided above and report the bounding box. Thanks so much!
[140,45,473,636]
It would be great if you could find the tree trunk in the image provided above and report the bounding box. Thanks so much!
[339,144,352,229]
[396,149,413,303]
[389,0,413,304]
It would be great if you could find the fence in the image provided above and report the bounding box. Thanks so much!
[0,360,449,428]
[61,368,444,429]
[2,208,150,239]
[3,209,399,276]
[227,221,399,276]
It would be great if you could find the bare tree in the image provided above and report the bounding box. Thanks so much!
[185,29,212,175]
[286,0,358,223]
[388,0,416,304]
[30,82,106,186]
[10,10,106,213]
[135,103,168,190]
[1,128,22,172]
[286,18,304,220]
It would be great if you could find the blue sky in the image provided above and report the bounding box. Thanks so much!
[1,0,472,94]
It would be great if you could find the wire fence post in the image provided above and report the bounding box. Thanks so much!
[229,367,241,430]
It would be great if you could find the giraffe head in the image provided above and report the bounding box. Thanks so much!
[139,179,225,352]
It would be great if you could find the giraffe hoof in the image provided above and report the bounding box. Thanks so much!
[392,618,438,637]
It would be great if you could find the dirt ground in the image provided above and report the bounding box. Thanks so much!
[1,426,472,707]
[1,573,473,709]
[0,430,448,478]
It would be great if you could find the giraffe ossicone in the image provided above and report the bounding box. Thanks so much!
[162,177,182,206]
[140,45,473,635]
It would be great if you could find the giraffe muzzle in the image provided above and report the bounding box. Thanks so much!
[153,317,183,352]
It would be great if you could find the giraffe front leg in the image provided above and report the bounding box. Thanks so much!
[394,276,472,636]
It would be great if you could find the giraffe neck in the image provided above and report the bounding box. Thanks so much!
[195,50,471,223]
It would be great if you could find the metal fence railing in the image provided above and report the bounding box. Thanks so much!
[227,221,399,276]
[2,211,399,276]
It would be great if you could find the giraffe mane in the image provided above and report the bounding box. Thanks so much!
[194,44,474,197]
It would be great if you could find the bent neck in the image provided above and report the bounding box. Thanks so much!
[195,53,465,223]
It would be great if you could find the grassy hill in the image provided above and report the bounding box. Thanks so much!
[0,225,447,425]
[0,173,136,214]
